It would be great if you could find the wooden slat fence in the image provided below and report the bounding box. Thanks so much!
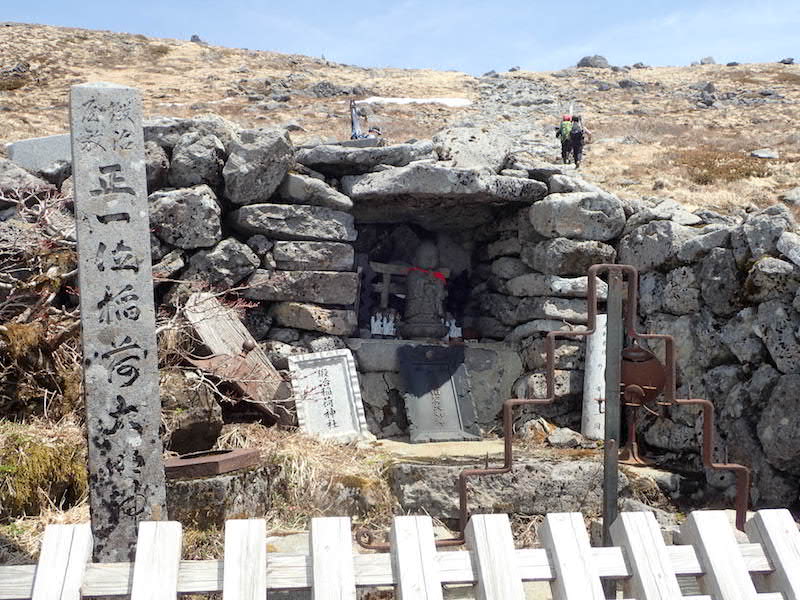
[1,509,799,599]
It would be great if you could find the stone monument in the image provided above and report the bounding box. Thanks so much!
[399,241,448,339]
[288,349,374,443]
[70,82,166,561]
[398,345,480,442]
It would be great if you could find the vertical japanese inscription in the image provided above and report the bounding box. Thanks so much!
[313,367,338,429]
[288,350,373,443]
[70,83,165,562]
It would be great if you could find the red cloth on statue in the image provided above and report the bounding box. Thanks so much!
[406,266,447,283]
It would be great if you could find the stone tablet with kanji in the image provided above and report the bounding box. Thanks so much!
[288,349,373,443]
[398,345,480,443]
[70,82,165,561]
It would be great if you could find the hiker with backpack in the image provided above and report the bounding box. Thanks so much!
[555,114,573,164]
[570,115,592,168]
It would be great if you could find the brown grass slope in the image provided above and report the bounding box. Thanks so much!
[0,22,474,149]
[2,22,799,212]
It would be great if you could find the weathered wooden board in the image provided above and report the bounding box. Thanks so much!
[184,292,290,421]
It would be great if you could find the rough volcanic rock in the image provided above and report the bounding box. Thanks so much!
[721,308,767,364]
[529,191,625,241]
[516,297,589,324]
[577,55,610,68]
[244,270,359,304]
[270,302,357,335]
[295,141,435,176]
[638,272,665,315]
[341,162,546,228]
[758,374,800,475]
[144,114,240,152]
[242,309,273,341]
[391,456,626,520]
[618,220,699,272]
[343,162,545,204]
[521,238,616,276]
[662,266,701,315]
[432,126,513,173]
[223,129,293,205]
[547,174,602,194]
[698,248,740,316]
[622,199,703,234]
[152,249,186,281]
[718,415,798,507]
[149,185,222,249]
[144,141,169,192]
[272,241,354,271]
[463,345,524,427]
[754,300,800,374]
[507,274,607,299]
[744,257,799,303]
[168,132,225,188]
[245,235,273,256]
[229,204,357,241]
[166,464,274,528]
[521,338,585,370]
[777,231,800,267]
[508,320,587,342]
[486,237,521,258]
[490,256,530,280]
[475,316,513,339]
[645,310,732,385]
[0,157,55,203]
[479,293,520,326]
[677,226,732,262]
[276,173,353,211]
[182,238,259,289]
[743,205,794,258]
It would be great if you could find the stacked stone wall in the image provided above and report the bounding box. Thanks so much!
[5,115,800,505]
[469,156,800,507]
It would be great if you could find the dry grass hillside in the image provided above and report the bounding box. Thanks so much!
[0,22,474,148]
[1,22,799,214]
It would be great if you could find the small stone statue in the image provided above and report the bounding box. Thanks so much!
[400,241,448,339]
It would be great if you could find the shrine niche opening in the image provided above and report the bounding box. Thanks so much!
[352,223,477,342]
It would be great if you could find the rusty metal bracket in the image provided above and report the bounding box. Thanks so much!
[355,264,751,550]
[164,448,260,479]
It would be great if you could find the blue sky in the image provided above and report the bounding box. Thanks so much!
[6,1,800,75]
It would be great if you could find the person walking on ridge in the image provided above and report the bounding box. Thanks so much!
[555,114,573,164]
[570,115,592,168]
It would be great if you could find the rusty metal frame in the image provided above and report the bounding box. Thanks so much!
[356,264,750,549]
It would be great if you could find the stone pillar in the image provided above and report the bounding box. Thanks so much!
[70,82,166,561]
[582,314,606,440]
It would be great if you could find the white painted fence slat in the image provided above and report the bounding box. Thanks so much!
[390,515,443,600]
[130,521,183,600]
[680,510,758,600]
[610,511,682,599]
[30,523,92,600]
[465,514,524,600]
[1,510,796,600]
[745,508,800,599]
[310,516,356,600]
[540,512,604,600]
[223,519,267,600]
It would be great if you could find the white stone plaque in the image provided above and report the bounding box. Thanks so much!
[288,349,373,443]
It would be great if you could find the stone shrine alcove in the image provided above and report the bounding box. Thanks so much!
[345,208,525,442]
[353,223,475,341]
